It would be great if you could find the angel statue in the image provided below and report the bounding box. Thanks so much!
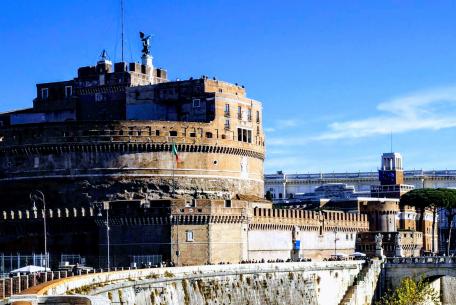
[139,32,151,55]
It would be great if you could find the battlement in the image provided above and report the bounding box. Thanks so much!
[252,208,369,232]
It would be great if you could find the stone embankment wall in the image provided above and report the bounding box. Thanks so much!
[339,260,382,305]
[24,262,364,305]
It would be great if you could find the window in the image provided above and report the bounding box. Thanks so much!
[65,86,72,97]
[238,106,242,119]
[224,119,230,129]
[41,88,49,100]
[155,130,160,136]
[224,104,230,116]
[206,132,213,138]
[186,231,194,242]
[256,111,260,123]
[224,200,232,208]
[169,131,177,136]
[34,157,39,168]
[192,99,201,108]
[237,128,252,143]
[189,132,196,137]
[95,93,103,102]
[247,109,252,121]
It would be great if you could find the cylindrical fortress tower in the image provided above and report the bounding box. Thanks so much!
[0,120,264,207]
[0,65,265,209]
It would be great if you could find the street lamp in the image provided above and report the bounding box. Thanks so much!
[333,229,339,256]
[30,190,48,270]
[103,202,110,270]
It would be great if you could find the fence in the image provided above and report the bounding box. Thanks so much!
[0,267,133,300]
[0,254,48,278]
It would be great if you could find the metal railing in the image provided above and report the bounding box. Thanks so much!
[0,267,132,300]
[385,256,456,264]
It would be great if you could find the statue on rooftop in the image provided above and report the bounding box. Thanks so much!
[100,49,108,60]
[139,32,151,55]
[375,233,383,249]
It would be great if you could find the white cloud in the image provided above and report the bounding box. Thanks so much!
[314,86,456,141]
[276,119,298,129]
[268,86,456,145]
[264,119,300,135]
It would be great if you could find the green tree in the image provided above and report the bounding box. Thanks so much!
[401,189,441,253]
[265,191,273,201]
[436,188,456,254]
[376,277,440,305]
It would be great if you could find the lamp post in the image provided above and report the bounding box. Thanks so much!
[447,219,453,256]
[30,190,48,270]
[333,229,338,256]
[104,202,110,270]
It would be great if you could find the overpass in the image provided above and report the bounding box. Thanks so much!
[2,261,382,305]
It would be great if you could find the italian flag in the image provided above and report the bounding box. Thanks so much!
[172,143,179,162]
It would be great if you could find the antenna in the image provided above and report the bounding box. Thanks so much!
[121,0,125,62]
[390,130,393,152]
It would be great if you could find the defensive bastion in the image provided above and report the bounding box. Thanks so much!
[8,261,383,305]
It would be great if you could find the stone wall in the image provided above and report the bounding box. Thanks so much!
[20,262,364,305]
[0,120,265,208]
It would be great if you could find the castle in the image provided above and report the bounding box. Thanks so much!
[0,33,433,269]
[0,33,371,267]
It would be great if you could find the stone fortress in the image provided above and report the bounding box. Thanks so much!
[273,152,438,258]
[0,33,371,268]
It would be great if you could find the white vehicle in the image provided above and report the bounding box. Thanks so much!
[7,295,110,305]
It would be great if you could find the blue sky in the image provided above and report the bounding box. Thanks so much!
[1,1,455,174]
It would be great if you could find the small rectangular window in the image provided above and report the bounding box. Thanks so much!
[65,86,73,97]
[247,109,252,121]
[237,128,242,141]
[224,200,232,208]
[34,157,39,168]
[192,99,201,108]
[186,231,194,242]
[169,130,177,137]
[238,106,242,119]
[155,130,160,136]
[225,119,230,129]
[41,88,49,100]
[189,132,196,137]
[247,130,252,143]
[256,111,260,123]
[224,104,230,116]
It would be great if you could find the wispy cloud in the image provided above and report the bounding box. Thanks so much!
[268,86,456,145]
[264,119,299,133]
